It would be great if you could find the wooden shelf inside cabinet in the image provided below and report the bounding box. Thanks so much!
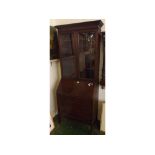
[56,20,103,133]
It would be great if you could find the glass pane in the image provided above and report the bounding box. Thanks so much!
[79,53,95,79]
[62,57,76,78]
[60,33,73,57]
[78,32,96,79]
[79,32,95,53]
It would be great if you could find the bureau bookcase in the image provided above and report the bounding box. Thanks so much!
[56,20,103,132]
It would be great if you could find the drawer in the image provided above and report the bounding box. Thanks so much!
[58,95,92,121]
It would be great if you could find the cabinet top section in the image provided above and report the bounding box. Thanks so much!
[55,20,103,32]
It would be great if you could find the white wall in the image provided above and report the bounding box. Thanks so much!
[50,19,105,131]
[50,60,61,117]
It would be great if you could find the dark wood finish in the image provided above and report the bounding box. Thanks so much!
[100,32,105,88]
[55,20,103,32]
[56,20,103,133]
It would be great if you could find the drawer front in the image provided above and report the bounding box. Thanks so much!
[58,95,92,121]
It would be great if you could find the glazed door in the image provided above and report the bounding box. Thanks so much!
[59,33,77,78]
[77,31,96,80]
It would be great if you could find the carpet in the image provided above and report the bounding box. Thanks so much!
[50,115,105,135]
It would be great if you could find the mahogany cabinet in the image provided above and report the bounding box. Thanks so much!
[55,20,103,131]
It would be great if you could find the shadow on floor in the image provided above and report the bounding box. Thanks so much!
[50,115,105,135]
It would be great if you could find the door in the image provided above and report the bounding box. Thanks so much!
[59,33,77,78]
[77,32,97,80]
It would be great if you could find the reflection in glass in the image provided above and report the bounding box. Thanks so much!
[79,32,95,52]
[79,53,95,79]
[61,34,73,57]
[62,57,76,78]
[78,32,95,79]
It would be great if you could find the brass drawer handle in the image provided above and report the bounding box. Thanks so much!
[76,81,80,84]
[88,82,93,86]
